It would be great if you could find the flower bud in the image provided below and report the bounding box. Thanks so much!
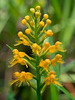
[18,31,23,38]
[46,19,52,25]
[45,59,51,64]
[30,8,35,13]
[35,6,40,10]
[30,21,34,26]
[39,21,44,27]
[35,12,41,16]
[25,15,30,21]
[43,14,48,19]
[21,19,26,25]
[25,29,31,35]
[45,30,53,37]
[43,42,50,48]
[55,54,62,59]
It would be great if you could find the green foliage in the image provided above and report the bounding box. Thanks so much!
[7,88,15,100]
[55,85,75,100]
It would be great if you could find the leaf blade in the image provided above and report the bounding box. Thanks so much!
[55,85,75,100]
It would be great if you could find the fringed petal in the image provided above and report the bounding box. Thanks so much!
[8,61,18,67]
[54,81,62,86]
[14,41,22,46]
[57,48,66,52]
[10,79,19,86]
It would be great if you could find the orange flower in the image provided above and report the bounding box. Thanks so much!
[55,41,66,52]
[49,41,66,53]
[43,42,50,51]
[10,71,33,86]
[51,54,64,67]
[31,43,41,55]
[9,49,31,68]
[39,59,51,72]
[44,71,62,86]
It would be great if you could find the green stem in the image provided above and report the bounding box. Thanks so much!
[40,46,50,58]
[41,84,46,94]
[36,56,41,100]
[33,75,37,80]
[35,17,41,100]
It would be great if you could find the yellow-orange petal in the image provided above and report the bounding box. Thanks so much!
[14,72,20,78]
[45,30,53,37]
[49,45,56,53]
[39,60,44,67]
[45,78,51,85]
[14,40,23,46]
[55,54,62,60]
[53,81,62,86]
[12,49,19,55]
[55,41,62,47]
[25,72,33,80]
[10,79,19,86]
[18,52,25,58]
[49,71,55,75]
[9,61,18,68]
[57,48,66,52]
[45,59,51,64]
[51,59,57,67]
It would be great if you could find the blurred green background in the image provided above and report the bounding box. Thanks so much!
[0,0,75,100]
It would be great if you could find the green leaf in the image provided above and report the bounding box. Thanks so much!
[62,0,71,21]
[55,85,75,100]
[50,0,62,18]
[6,44,14,51]
[61,5,75,48]
[7,87,15,100]
[50,84,58,100]
[0,0,9,33]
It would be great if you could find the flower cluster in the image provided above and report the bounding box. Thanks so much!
[9,6,65,93]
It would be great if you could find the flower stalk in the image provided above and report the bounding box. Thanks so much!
[8,5,66,100]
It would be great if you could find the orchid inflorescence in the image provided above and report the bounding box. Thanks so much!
[9,5,66,100]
